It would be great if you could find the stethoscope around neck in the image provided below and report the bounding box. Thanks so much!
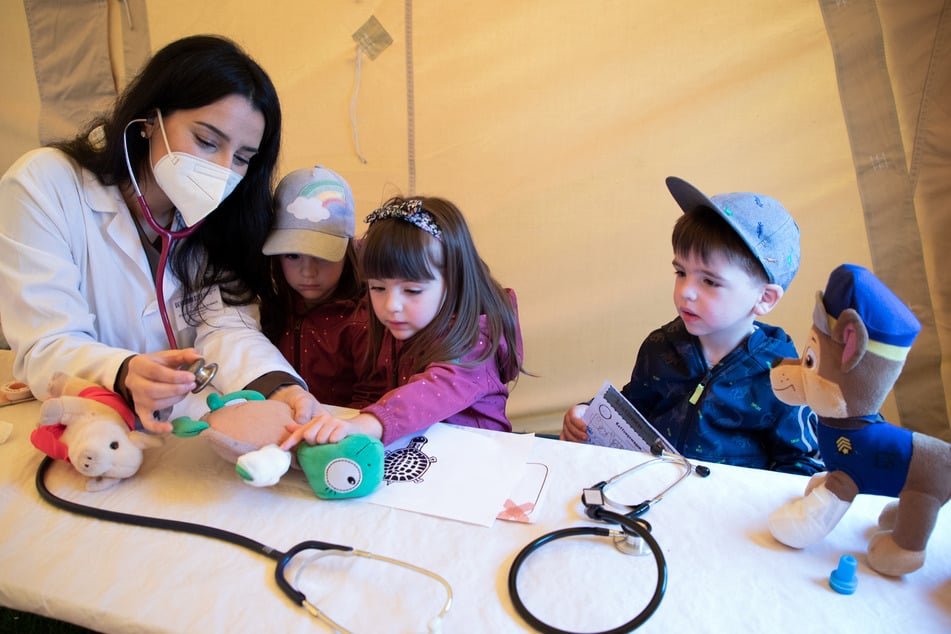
[122,118,217,393]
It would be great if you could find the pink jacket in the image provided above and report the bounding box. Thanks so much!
[360,290,524,446]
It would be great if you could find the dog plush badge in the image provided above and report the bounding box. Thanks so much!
[767,264,951,576]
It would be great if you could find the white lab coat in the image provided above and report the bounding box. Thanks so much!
[0,148,301,416]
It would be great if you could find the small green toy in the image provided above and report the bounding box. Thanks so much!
[297,434,385,499]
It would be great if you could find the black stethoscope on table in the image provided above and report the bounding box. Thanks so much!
[34,456,453,633]
[508,442,711,634]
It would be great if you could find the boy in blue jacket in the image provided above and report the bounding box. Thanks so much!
[562,177,822,475]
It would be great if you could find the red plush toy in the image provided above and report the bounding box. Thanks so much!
[31,373,162,491]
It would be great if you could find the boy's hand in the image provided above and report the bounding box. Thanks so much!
[560,404,589,443]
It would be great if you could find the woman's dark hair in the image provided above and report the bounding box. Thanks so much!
[260,241,363,343]
[52,34,282,317]
[360,196,523,382]
[672,206,769,285]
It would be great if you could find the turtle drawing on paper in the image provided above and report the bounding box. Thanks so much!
[383,436,438,484]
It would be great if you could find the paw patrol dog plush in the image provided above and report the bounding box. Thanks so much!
[30,373,162,491]
[767,264,951,576]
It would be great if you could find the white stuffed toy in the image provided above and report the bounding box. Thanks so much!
[30,373,162,491]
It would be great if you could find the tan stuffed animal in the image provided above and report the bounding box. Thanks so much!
[171,390,385,499]
[171,389,299,486]
[768,264,951,576]
[30,373,162,491]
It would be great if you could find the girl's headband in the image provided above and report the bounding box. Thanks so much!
[365,199,442,239]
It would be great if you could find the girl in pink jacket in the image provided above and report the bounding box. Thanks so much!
[282,196,525,448]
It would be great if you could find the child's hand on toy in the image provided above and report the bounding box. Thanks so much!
[281,412,383,449]
[560,404,589,443]
[269,384,323,424]
[125,348,203,433]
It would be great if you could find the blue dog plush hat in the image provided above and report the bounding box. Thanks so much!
[816,263,921,362]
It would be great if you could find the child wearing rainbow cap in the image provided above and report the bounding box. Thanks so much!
[261,166,383,407]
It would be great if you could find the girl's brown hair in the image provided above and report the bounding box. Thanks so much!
[360,197,523,382]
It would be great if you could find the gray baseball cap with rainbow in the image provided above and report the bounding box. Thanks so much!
[666,176,801,291]
[263,166,355,262]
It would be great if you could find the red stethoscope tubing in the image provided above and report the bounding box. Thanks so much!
[122,118,221,399]
[131,194,202,350]
[124,118,203,350]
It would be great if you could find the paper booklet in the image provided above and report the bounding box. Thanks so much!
[583,381,676,454]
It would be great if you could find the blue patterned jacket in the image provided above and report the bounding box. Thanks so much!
[621,317,823,475]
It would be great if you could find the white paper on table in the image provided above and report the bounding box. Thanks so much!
[368,423,536,526]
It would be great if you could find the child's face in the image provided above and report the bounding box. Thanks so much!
[672,250,766,343]
[368,272,446,341]
[280,254,345,307]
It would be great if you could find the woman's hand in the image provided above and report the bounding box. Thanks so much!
[124,348,203,433]
[268,384,323,424]
[280,412,383,450]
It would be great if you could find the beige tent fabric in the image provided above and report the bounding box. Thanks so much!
[0,1,946,436]
[23,0,113,143]
[821,0,950,441]
[22,0,151,144]
[907,2,951,441]
[887,0,951,442]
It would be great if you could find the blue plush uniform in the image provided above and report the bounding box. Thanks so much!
[816,415,912,497]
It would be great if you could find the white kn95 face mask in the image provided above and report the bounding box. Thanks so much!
[150,109,243,227]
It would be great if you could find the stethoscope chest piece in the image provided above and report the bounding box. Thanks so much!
[183,358,218,393]
[613,530,653,556]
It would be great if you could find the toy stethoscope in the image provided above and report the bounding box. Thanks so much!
[122,119,218,393]
[507,442,710,634]
[35,455,453,633]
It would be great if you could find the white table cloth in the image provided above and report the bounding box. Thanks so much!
[1,351,949,633]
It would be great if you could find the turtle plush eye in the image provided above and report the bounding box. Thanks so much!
[324,458,363,493]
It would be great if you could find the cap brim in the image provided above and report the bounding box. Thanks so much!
[665,175,777,284]
[666,176,722,217]
[262,229,349,262]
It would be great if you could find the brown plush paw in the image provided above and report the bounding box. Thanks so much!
[867,530,924,577]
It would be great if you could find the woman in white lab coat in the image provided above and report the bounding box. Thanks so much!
[0,35,319,432]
